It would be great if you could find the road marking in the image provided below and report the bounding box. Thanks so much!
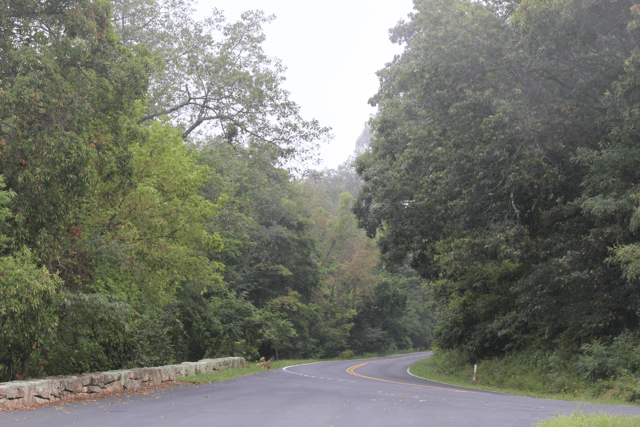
[345,361,475,393]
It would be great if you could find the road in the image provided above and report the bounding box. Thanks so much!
[2,352,640,426]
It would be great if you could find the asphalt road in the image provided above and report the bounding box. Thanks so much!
[3,352,640,426]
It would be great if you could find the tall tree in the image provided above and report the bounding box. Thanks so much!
[111,0,331,167]
[76,121,225,305]
[355,0,640,357]
[0,0,148,268]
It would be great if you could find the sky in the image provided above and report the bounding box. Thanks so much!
[195,0,415,170]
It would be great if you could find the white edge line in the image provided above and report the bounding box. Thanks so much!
[407,363,604,401]
[282,361,326,373]
[406,360,518,397]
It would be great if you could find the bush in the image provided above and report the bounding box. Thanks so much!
[341,349,355,358]
[46,292,136,375]
[125,304,184,368]
[0,249,62,381]
[575,331,640,380]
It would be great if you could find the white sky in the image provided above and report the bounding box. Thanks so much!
[195,0,415,169]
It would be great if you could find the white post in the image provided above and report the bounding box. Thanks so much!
[473,364,477,382]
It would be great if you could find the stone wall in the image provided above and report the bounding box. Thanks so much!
[0,357,245,412]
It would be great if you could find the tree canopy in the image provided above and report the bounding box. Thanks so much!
[0,0,435,381]
[355,0,640,357]
[111,0,331,167]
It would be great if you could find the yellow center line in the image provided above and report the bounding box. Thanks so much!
[345,357,475,393]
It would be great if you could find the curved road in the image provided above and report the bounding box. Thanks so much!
[2,352,640,426]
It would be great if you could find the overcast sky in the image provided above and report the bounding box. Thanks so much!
[195,0,415,170]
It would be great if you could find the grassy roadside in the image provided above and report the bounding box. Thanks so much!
[411,352,640,426]
[177,348,423,384]
[409,352,640,406]
[536,413,640,426]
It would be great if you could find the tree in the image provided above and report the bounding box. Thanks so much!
[111,0,331,167]
[0,249,62,381]
[198,140,322,307]
[0,175,62,381]
[348,277,409,354]
[0,0,148,269]
[354,0,640,357]
[76,121,225,305]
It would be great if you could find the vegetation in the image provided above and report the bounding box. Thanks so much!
[536,413,640,427]
[411,349,640,405]
[11,0,640,401]
[0,0,433,382]
[354,0,640,397]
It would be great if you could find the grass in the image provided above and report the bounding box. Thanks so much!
[536,412,640,427]
[175,359,322,383]
[177,348,425,384]
[409,352,640,406]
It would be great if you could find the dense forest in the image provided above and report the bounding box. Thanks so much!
[6,0,640,389]
[0,0,434,381]
[355,0,640,384]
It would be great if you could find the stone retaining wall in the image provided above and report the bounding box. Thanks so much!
[0,357,245,412]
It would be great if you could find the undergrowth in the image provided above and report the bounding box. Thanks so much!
[536,412,640,427]
[410,345,640,406]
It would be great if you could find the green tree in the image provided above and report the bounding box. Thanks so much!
[199,141,321,308]
[111,0,330,167]
[355,0,640,358]
[77,121,225,305]
[0,0,148,270]
[0,175,62,381]
[348,277,410,354]
[0,249,62,381]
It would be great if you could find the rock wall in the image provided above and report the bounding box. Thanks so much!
[0,357,245,412]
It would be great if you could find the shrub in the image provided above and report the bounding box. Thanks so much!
[46,292,136,375]
[0,249,62,381]
[575,331,640,380]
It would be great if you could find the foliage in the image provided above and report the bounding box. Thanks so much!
[348,277,411,354]
[0,0,148,268]
[46,292,136,375]
[166,283,265,362]
[77,121,225,305]
[0,249,62,381]
[575,331,640,380]
[111,0,331,167]
[354,0,640,359]
[261,290,300,359]
[199,141,322,308]
[416,339,640,404]
[125,304,183,368]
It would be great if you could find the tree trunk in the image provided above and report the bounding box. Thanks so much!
[21,349,32,380]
